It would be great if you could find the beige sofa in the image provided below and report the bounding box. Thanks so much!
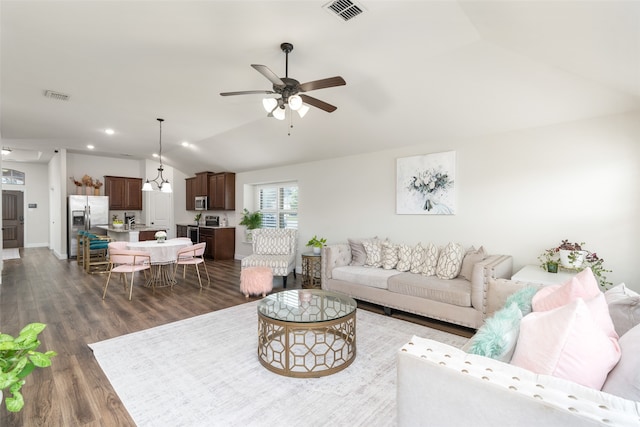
[396,278,640,427]
[320,243,513,329]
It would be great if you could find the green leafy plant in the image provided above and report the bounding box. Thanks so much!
[538,239,612,289]
[306,235,327,248]
[239,209,262,230]
[0,323,57,412]
[194,213,202,223]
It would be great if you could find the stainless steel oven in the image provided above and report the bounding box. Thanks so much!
[187,226,199,243]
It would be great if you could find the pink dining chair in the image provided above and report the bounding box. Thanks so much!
[173,242,209,289]
[102,249,151,301]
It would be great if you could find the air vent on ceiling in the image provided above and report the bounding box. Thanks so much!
[323,0,365,22]
[44,90,70,101]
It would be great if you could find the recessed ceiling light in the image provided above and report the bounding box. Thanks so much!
[152,153,159,158]
[105,129,115,135]
[181,141,190,147]
[87,145,95,150]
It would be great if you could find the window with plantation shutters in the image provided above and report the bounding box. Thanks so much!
[257,182,298,229]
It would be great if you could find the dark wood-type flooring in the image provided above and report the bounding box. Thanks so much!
[0,247,472,426]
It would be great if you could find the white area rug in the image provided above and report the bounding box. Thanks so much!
[2,248,20,260]
[89,301,468,427]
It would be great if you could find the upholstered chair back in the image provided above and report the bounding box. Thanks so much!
[251,228,297,256]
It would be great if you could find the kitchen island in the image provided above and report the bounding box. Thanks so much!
[98,225,169,242]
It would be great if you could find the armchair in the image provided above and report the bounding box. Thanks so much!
[241,228,297,288]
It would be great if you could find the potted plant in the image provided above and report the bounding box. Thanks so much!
[194,213,201,225]
[538,239,612,289]
[0,323,57,412]
[306,235,327,255]
[239,209,262,242]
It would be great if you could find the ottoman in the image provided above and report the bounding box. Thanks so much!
[240,266,273,298]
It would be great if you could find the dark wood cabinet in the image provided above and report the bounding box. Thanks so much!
[194,172,213,197]
[138,230,156,241]
[198,227,235,260]
[208,173,235,210]
[185,177,196,210]
[104,176,142,210]
[176,225,188,238]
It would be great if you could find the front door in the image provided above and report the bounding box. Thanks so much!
[2,190,24,248]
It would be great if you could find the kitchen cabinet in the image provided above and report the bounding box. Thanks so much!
[185,177,196,210]
[195,172,213,197]
[176,225,188,238]
[138,230,157,241]
[208,172,235,210]
[104,176,143,210]
[198,227,235,260]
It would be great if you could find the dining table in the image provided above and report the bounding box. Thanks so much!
[127,239,192,288]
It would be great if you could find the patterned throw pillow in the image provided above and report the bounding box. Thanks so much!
[422,242,439,276]
[362,238,383,268]
[381,241,398,270]
[435,242,464,279]
[409,244,426,274]
[396,244,412,272]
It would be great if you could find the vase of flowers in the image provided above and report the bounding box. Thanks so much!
[155,231,167,243]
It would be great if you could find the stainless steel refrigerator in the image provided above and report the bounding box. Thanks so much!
[67,195,109,258]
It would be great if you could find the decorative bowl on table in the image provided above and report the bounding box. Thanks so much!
[113,222,124,229]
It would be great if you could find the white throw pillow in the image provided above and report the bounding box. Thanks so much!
[421,242,439,276]
[435,242,464,279]
[602,323,640,400]
[396,244,412,272]
[605,283,640,337]
[362,238,383,268]
[409,244,426,274]
[381,241,398,270]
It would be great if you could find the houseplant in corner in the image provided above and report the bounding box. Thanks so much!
[239,209,262,242]
[538,239,612,289]
[306,235,327,255]
[0,323,57,412]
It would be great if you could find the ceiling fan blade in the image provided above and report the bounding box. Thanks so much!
[298,76,346,92]
[251,64,285,87]
[299,94,338,113]
[220,90,275,96]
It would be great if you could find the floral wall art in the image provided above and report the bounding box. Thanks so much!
[396,151,456,215]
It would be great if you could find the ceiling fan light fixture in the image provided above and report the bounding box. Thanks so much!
[288,95,302,111]
[297,104,310,118]
[273,107,286,121]
[1,147,11,156]
[262,98,278,113]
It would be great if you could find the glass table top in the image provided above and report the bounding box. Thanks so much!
[257,289,357,323]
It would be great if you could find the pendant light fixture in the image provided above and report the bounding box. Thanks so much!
[142,118,172,193]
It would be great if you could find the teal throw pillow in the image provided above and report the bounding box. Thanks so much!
[468,302,523,362]
[505,285,539,316]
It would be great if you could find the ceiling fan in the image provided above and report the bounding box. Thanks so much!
[220,42,346,118]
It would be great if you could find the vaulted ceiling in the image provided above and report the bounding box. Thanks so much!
[2,1,639,175]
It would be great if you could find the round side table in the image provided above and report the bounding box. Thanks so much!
[301,252,322,289]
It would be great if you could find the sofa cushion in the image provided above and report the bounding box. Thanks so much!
[388,272,471,307]
[254,234,289,255]
[435,242,464,280]
[510,298,621,390]
[459,246,486,281]
[602,323,640,400]
[331,265,400,290]
[605,283,640,337]
[362,238,383,268]
[396,244,412,272]
[381,241,399,270]
[468,302,522,362]
[409,244,426,274]
[348,237,375,266]
[531,267,600,312]
[422,242,439,276]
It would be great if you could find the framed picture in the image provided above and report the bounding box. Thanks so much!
[396,151,456,215]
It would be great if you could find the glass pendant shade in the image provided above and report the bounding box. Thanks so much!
[297,104,310,118]
[273,107,286,121]
[288,95,302,111]
[161,182,172,193]
[263,98,278,113]
[142,181,153,192]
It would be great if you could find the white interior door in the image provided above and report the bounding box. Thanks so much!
[145,191,172,236]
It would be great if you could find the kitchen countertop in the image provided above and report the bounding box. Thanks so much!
[176,224,235,229]
[98,225,169,233]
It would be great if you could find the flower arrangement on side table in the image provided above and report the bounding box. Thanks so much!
[0,323,57,412]
[155,231,167,243]
[538,239,612,289]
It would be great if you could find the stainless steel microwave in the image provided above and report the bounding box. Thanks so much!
[195,196,207,211]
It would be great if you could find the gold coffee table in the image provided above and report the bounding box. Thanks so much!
[257,289,357,378]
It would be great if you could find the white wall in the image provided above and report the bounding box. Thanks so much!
[236,111,640,290]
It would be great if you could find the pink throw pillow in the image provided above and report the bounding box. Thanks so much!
[531,267,600,312]
[511,298,621,390]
